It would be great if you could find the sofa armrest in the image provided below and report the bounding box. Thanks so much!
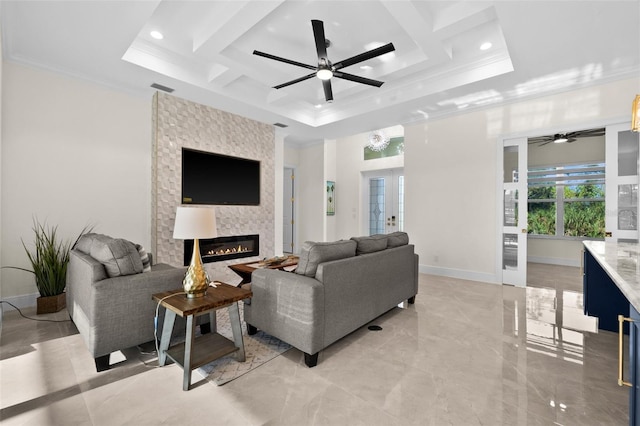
[68,256,188,357]
[245,269,325,355]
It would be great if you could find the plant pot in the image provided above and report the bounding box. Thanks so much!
[37,293,66,314]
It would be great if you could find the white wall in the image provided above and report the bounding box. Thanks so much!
[1,62,152,302]
[296,143,325,244]
[324,140,337,241]
[405,77,638,283]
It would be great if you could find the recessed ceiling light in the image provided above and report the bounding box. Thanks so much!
[150,30,164,40]
[360,65,373,70]
[480,42,492,51]
[315,104,322,109]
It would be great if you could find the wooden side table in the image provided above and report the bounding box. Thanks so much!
[228,256,299,285]
[153,283,252,391]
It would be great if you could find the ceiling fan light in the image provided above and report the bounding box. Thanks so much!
[316,69,333,80]
[553,134,569,143]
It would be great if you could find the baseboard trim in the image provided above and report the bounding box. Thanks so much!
[0,292,38,311]
[419,265,499,285]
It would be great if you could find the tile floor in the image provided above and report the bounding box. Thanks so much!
[0,264,629,425]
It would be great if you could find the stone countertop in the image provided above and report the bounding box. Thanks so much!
[584,240,640,311]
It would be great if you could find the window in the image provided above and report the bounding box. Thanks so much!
[528,162,605,238]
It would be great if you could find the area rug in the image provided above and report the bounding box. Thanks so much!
[194,303,292,386]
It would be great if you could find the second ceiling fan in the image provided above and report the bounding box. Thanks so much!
[253,19,395,102]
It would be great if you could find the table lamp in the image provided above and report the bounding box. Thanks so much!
[173,206,218,298]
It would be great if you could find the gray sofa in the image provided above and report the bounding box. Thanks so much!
[66,233,192,371]
[244,232,418,367]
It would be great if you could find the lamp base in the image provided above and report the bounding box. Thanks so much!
[183,238,210,299]
[185,289,207,299]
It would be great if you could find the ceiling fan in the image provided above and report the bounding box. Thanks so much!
[253,19,395,103]
[528,128,605,146]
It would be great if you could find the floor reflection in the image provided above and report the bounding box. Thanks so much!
[500,262,624,424]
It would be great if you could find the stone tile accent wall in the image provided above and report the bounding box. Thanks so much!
[152,92,275,284]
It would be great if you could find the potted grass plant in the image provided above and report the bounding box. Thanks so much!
[5,219,90,314]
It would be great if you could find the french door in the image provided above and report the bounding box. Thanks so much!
[363,168,404,235]
[499,137,528,287]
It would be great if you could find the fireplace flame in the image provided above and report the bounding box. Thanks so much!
[206,244,252,256]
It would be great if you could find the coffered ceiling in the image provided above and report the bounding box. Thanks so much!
[2,1,639,144]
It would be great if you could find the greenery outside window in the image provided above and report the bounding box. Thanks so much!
[528,162,605,239]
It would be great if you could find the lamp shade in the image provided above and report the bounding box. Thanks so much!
[173,206,218,240]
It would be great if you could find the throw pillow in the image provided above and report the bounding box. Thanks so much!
[90,238,144,277]
[135,244,152,272]
[386,231,409,248]
[296,240,357,277]
[74,232,105,254]
[350,234,388,254]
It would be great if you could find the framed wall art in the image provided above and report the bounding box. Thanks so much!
[326,181,335,216]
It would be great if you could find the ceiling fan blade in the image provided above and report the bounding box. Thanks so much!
[333,71,384,87]
[323,79,333,102]
[311,20,329,65]
[528,137,551,144]
[333,43,395,70]
[253,50,316,71]
[273,73,316,89]
[571,128,605,138]
[539,140,553,146]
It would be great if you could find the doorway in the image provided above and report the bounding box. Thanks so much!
[498,122,639,287]
[362,168,404,235]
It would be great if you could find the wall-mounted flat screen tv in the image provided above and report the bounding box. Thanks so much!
[181,148,260,206]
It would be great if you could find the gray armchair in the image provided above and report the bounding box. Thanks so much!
[66,233,193,371]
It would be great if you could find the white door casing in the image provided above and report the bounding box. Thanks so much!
[283,167,295,253]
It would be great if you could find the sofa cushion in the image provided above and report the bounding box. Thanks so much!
[74,233,105,255]
[295,240,357,277]
[386,231,409,248]
[351,234,388,255]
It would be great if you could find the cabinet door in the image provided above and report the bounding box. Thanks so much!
[583,248,629,333]
[605,123,639,241]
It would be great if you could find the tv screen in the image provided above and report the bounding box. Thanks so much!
[181,148,260,206]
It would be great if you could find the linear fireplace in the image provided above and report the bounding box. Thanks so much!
[184,234,259,265]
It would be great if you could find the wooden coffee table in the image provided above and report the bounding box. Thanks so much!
[228,256,299,284]
[153,283,252,391]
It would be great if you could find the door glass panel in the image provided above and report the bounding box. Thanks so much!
[504,146,519,183]
[369,178,385,235]
[618,184,638,230]
[503,234,518,270]
[618,130,639,177]
[504,190,518,226]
